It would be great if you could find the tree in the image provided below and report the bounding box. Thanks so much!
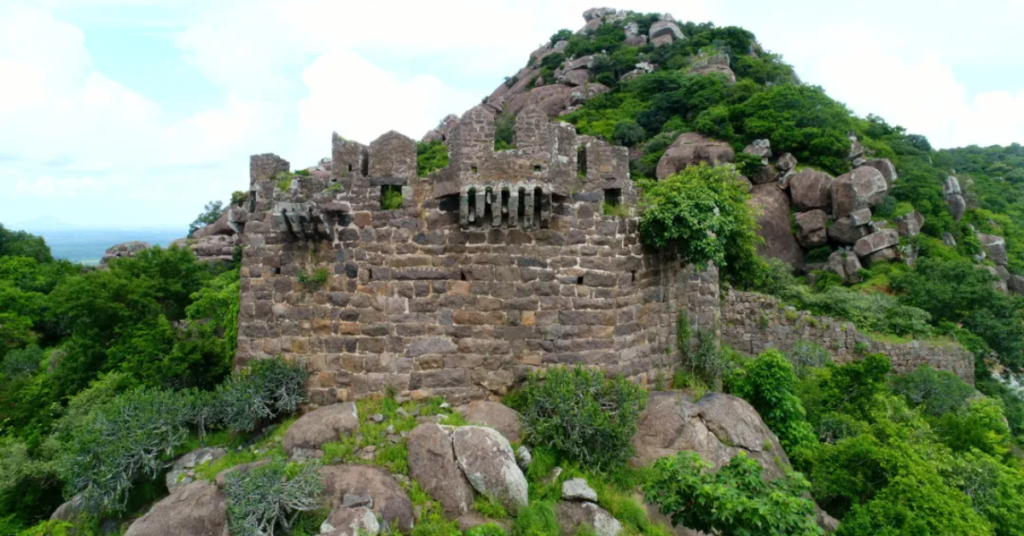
[187,200,224,238]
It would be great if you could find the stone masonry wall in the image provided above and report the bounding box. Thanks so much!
[236,104,720,405]
[722,291,974,384]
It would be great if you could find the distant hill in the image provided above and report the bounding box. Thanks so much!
[3,225,183,265]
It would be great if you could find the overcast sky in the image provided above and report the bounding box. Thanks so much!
[3,0,1024,230]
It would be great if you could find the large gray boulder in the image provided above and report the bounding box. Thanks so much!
[632,391,789,479]
[321,506,380,536]
[649,20,684,41]
[460,401,521,442]
[978,233,1008,266]
[99,241,151,267]
[656,133,735,180]
[896,211,925,238]
[853,229,900,259]
[795,210,828,249]
[562,478,599,502]
[826,250,863,285]
[166,447,227,493]
[749,183,804,268]
[947,194,967,221]
[944,176,962,195]
[861,159,898,186]
[788,169,833,212]
[831,167,888,218]
[556,502,623,536]
[283,402,359,456]
[124,480,226,536]
[407,423,475,516]
[321,465,414,533]
[743,139,772,162]
[828,217,868,245]
[452,426,529,515]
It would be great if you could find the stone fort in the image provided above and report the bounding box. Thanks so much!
[235,104,973,405]
[236,104,720,405]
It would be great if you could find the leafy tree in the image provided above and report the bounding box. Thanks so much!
[611,120,646,146]
[644,451,823,536]
[638,163,763,285]
[187,200,224,238]
[417,140,449,176]
[0,225,53,263]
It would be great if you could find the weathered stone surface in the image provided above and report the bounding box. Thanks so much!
[166,447,227,493]
[795,210,828,249]
[556,502,623,536]
[321,506,380,536]
[632,391,789,479]
[853,229,899,259]
[896,211,925,238]
[749,183,804,268]
[943,232,957,247]
[947,194,966,221]
[407,423,475,516]
[50,495,83,523]
[777,153,798,172]
[944,176,962,195]
[557,69,590,87]
[124,480,226,536]
[864,247,899,266]
[321,465,414,533]
[1009,275,1024,296]
[562,478,598,502]
[655,133,735,180]
[743,139,772,161]
[460,401,521,442]
[750,163,778,185]
[283,402,359,455]
[831,167,888,218]
[452,426,529,515]
[978,233,1008,265]
[861,159,897,186]
[788,169,833,211]
[649,20,684,41]
[100,241,150,267]
[826,250,863,285]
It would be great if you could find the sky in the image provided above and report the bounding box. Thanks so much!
[2,0,1024,231]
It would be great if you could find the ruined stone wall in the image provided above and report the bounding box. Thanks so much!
[236,105,719,404]
[722,291,975,384]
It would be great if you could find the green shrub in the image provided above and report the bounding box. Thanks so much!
[213,358,308,433]
[686,330,722,386]
[676,310,691,358]
[612,120,646,146]
[1,344,42,380]
[511,500,560,536]
[296,268,329,291]
[601,201,628,217]
[494,113,516,151]
[733,151,764,178]
[518,366,647,470]
[381,185,403,210]
[224,460,323,536]
[467,522,509,536]
[417,141,449,177]
[188,200,225,238]
[786,341,831,377]
[644,451,823,536]
[890,365,975,418]
[274,172,293,192]
[549,29,572,46]
[58,387,197,514]
[638,163,762,285]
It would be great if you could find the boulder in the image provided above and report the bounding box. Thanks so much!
[944,176,962,196]
[750,163,778,185]
[795,210,828,249]
[407,423,475,516]
[99,241,151,267]
[849,208,872,226]
[848,135,865,161]
[864,247,899,266]
[506,84,576,117]
[689,63,736,83]
[124,480,226,536]
[192,211,235,239]
[50,495,84,523]
[583,7,616,21]
[460,401,522,442]
[656,133,735,180]
[321,506,380,536]
[827,217,867,245]
[556,502,623,536]
[978,233,1008,266]
[777,153,798,172]
[853,229,899,259]
[942,232,957,247]
[421,114,460,144]
[743,139,772,162]
[283,402,359,456]
[896,211,925,238]
[788,169,833,211]
[947,194,966,221]
[321,465,414,533]
[831,167,888,218]
[749,184,804,268]
[562,478,599,502]
[1009,275,1024,296]
[985,266,1009,294]
[861,158,898,186]
[166,447,227,493]
[649,20,684,41]
[452,426,529,515]
[214,459,270,488]
[557,69,590,87]
[632,391,789,479]
[826,250,863,285]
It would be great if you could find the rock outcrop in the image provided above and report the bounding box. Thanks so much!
[788,169,833,212]
[408,423,476,516]
[795,210,828,249]
[978,233,1008,266]
[459,401,521,442]
[99,241,150,267]
[831,167,888,218]
[166,447,227,493]
[944,176,966,221]
[749,183,804,268]
[124,480,227,536]
[853,229,899,260]
[321,465,414,533]
[283,402,360,456]
[655,133,735,180]
[452,426,529,515]
[556,501,623,536]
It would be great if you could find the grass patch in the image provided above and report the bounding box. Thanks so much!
[473,495,509,520]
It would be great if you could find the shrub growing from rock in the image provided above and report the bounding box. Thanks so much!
[224,460,323,536]
[516,366,647,470]
[212,358,308,433]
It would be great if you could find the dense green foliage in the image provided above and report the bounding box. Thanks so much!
[644,451,823,536]
[188,200,225,238]
[417,140,449,177]
[638,163,763,284]
[511,366,647,470]
[224,460,323,536]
